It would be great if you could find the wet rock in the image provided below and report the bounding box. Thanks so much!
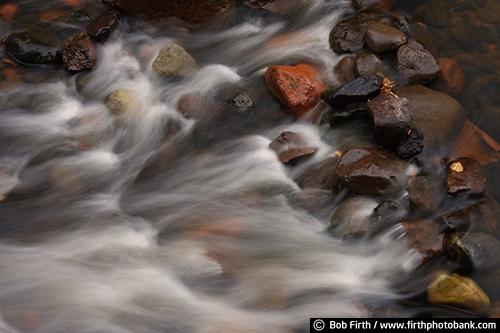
[295,154,340,190]
[334,56,356,86]
[329,16,367,54]
[433,58,464,96]
[446,158,485,196]
[231,92,254,113]
[265,64,325,118]
[351,0,394,11]
[396,128,424,159]
[5,32,62,66]
[102,0,234,24]
[152,43,197,77]
[401,219,443,263]
[396,39,440,82]
[62,32,97,72]
[370,200,406,225]
[269,131,318,164]
[364,21,407,54]
[86,10,120,43]
[447,231,500,272]
[367,93,411,147]
[242,0,274,8]
[329,196,379,239]
[106,89,138,114]
[391,14,410,34]
[355,52,384,77]
[407,175,443,212]
[427,272,490,310]
[396,85,465,148]
[322,75,381,108]
[336,148,409,195]
[442,197,500,235]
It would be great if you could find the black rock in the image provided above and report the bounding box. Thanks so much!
[396,39,440,82]
[322,75,381,108]
[396,128,424,159]
[86,10,120,43]
[5,32,62,66]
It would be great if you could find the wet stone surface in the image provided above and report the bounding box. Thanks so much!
[322,75,381,109]
[446,158,486,196]
[269,131,318,164]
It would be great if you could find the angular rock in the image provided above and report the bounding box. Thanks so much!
[368,93,411,147]
[447,231,500,271]
[322,75,381,108]
[269,131,318,164]
[336,148,409,195]
[427,272,490,310]
[334,56,356,86]
[396,39,440,82]
[106,89,137,114]
[296,155,340,190]
[407,175,443,212]
[102,0,234,24]
[365,21,407,53]
[401,219,443,263]
[62,32,97,72]
[152,44,197,77]
[434,57,464,96]
[355,51,383,77]
[396,128,424,159]
[265,64,325,118]
[396,85,465,148]
[446,158,485,196]
[330,196,379,239]
[5,32,62,66]
[86,9,120,43]
[329,16,368,54]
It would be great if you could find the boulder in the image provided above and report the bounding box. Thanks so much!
[364,21,407,53]
[401,219,443,263]
[446,158,486,196]
[396,85,465,148]
[5,32,62,66]
[152,43,197,77]
[62,31,97,72]
[447,231,500,271]
[269,131,318,164]
[396,39,440,82]
[336,148,409,195]
[330,196,379,239]
[322,75,381,108]
[86,9,120,43]
[102,0,234,24]
[355,52,384,77]
[427,272,490,310]
[296,155,340,190]
[265,64,325,118]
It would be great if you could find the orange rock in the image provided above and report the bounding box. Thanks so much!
[40,10,65,22]
[0,3,17,21]
[3,67,20,84]
[62,0,82,7]
[451,119,500,166]
[435,57,464,96]
[265,63,325,118]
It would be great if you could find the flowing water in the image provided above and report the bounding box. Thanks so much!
[0,0,497,332]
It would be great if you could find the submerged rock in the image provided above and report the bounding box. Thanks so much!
[265,64,324,118]
[62,32,97,72]
[330,196,379,239]
[364,21,407,53]
[5,32,62,66]
[269,131,318,164]
[296,155,340,190]
[446,158,485,196]
[396,39,440,82]
[152,43,197,77]
[434,57,464,96]
[322,75,381,108]
[401,219,443,263]
[427,272,490,310]
[407,175,443,212]
[447,231,500,272]
[86,9,120,43]
[336,148,409,195]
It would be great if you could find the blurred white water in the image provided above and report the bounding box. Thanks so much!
[0,1,420,332]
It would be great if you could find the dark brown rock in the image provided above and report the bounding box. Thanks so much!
[269,131,318,164]
[407,175,443,212]
[296,155,340,190]
[62,32,97,72]
[396,128,424,159]
[322,75,381,108]
[86,10,120,43]
[102,0,234,24]
[5,32,62,66]
[241,0,274,8]
[401,219,443,263]
[355,51,384,77]
[396,39,440,82]
[434,57,465,96]
[334,56,356,86]
[329,16,367,54]
[351,0,394,11]
[442,196,500,235]
[365,21,407,53]
[330,196,379,239]
[446,158,486,196]
[336,148,409,195]
[368,93,411,147]
[447,231,500,271]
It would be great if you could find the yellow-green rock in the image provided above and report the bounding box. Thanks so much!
[427,272,490,310]
[106,89,137,114]
[152,43,197,77]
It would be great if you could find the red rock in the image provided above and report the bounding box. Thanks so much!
[62,32,97,72]
[269,131,318,164]
[0,3,17,21]
[401,219,443,263]
[265,64,325,118]
[434,57,464,96]
[446,158,486,196]
[451,119,500,166]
